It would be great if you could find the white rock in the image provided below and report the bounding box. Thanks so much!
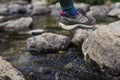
[0,17,33,32]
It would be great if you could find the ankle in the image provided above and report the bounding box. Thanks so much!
[63,7,77,16]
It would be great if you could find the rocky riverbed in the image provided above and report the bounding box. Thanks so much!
[0,0,120,80]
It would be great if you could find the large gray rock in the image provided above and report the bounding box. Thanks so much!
[87,6,109,20]
[71,29,89,45]
[82,21,120,75]
[27,33,70,52]
[0,56,25,80]
[0,17,33,32]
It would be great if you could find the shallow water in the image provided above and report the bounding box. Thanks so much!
[0,12,119,80]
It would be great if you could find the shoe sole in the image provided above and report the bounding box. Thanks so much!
[59,22,95,30]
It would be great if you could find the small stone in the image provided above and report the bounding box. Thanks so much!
[28,29,45,35]
[71,29,89,45]
[64,62,73,69]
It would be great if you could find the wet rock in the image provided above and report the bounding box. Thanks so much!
[8,3,26,14]
[0,17,33,32]
[71,29,89,46]
[60,59,104,80]
[27,32,70,52]
[108,8,120,17]
[31,2,51,15]
[82,21,120,76]
[0,56,25,80]
[87,6,109,20]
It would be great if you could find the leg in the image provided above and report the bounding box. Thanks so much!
[59,0,77,16]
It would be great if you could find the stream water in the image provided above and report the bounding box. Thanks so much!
[0,1,119,80]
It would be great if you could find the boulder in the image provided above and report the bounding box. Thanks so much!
[87,6,109,20]
[71,29,90,45]
[0,17,33,32]
[82,21,120,75]
[27,33,70,52]
[0,56,25,80]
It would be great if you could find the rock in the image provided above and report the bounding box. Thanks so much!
[8,3,26,14]
[71,29,89,45]
[27,32,70,52]
[0,16,6,22]
[0,4,9,15]
[87,6,109,20]
[118,15,120,19]
[0,56,25,80]
[50,3,61,18]
[24,4,32,14]
[82,21,120,75]
[74,3,90,12]
[62,59,104,80]
[28,29,45,35]
[32,0,48,5]
[110,2,120,9]
[108,8,120,17]
[0,17,33,32]
[31,2,51,15]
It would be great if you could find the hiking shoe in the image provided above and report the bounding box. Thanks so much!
[59,9,96,30]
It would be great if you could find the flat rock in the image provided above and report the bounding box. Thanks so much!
[0,17,33,32]
[0,56,25,80]
[27,33,70,53]
[82,21,120,75]
[108,8,120,17]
